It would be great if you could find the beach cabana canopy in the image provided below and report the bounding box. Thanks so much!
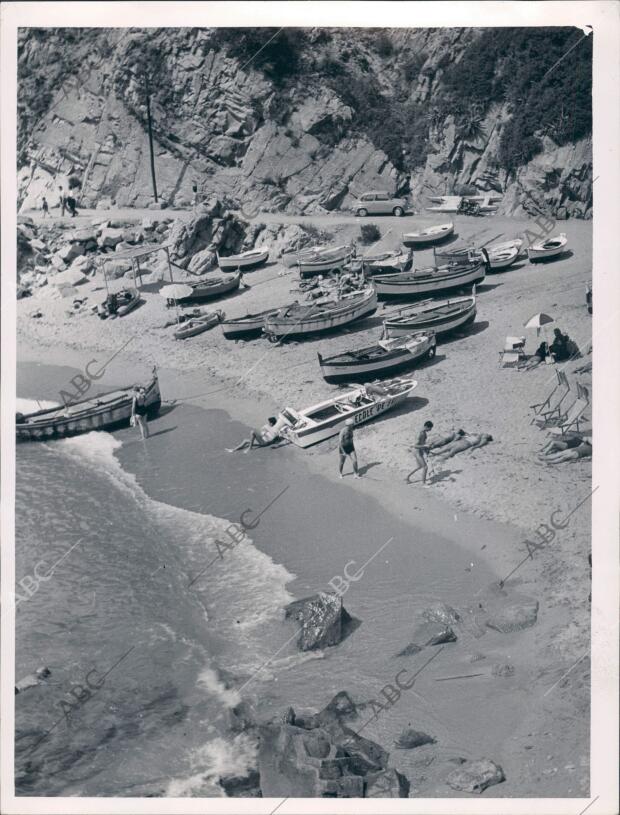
[99,242,175,294]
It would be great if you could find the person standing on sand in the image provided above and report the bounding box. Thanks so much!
[406,420,433,486]
[41,196,49,217]
[58,186,66,216]
[131,386,150,440]
[339,418,360,478]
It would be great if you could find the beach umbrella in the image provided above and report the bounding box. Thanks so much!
[524,312,554,337]
[159,283,193,325]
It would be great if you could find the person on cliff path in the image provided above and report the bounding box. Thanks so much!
[58,186,66,216]
[41,196,49,217]
[406,420,433,486]
[339,419,360,479]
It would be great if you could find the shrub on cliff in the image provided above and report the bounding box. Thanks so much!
[360,224,381,244]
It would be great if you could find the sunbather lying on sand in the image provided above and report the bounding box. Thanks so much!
[518,341,550,370]
[538,433,583,456]
[428,429,466,449]
[539,439,591,464]
[431,433,493,460]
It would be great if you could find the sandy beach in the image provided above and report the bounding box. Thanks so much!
[15,208,592,797]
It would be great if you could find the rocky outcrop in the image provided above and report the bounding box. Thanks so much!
[285,592,354,651]
[256,693,409,798]
[396,621,457,656]
[486,600,539,634]
[17,28,591,218]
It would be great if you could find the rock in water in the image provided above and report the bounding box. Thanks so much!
[394,728,435,749]
[396,621,457,655]
[446,758,505,793]
[285,592,352,651]
[486,601,539,633]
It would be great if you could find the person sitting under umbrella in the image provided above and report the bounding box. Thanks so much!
[549,328,571,361]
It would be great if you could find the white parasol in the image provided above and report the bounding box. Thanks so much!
[524,312,554,337]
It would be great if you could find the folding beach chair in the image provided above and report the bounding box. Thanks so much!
[530,370,570,423]
[499,336,526,368]
[536,383,590,435]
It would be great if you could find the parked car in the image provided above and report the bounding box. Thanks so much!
[353,191,409,217]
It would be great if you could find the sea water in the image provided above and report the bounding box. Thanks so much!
[15,402,294,797]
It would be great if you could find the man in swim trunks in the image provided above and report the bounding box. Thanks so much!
[540,438,592,464]
[131,386,150,440]
[339,418,360,478]
[406,420,433,486]
[538,432,583,456]
[228,417,281,452]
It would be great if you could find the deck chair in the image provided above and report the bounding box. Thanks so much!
[537,383,590,434]
[546,383,590,436]
[530,370,570,423]
[499,336,526,368]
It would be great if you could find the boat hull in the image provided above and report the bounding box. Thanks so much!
[217,250,268,271]
[16,375,161,442]
[222,309,278,340]
[280,380,417,447]
[384,305,475,338]
[403,223,454,247]
[264,290,377,340]
[299,251,353,278]
[318,336,435,383]
[375,263,485,298]
[178,273,241,302]
[174,312,222,339]
[528,235,568,261]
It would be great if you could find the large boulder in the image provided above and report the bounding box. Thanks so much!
[446,758,505,793]
[421,603,461,626]
[66,227,97,244]
[57,242,85,263]
[285,592,353,651]
[98,228,124,248]
[394,728,435,750]
[219,770,261,797]
[365,768,410,798]
[103,259,133,279]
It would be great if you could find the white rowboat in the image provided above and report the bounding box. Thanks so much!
[278,378,418,447]
[528,233,568,261]
[403,222,454,247]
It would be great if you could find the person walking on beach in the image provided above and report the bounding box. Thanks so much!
[58,186,66,216]
[339,418,360,478]
[41,196,50,217]
[131,386,150,440]
[406,420,433,486]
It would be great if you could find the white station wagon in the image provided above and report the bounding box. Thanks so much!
[354,191,409,217]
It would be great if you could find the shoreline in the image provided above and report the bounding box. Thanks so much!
[16,338,590,796]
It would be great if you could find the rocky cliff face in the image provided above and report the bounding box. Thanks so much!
[17,27,592,218]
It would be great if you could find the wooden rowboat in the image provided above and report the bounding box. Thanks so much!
[403,222,454,247]
[98,287,140,319]
[277,378,418,448]
[221,307,281,340]
[174,310,224,340]
[176,272,242,302]
[16,370,161,442]
[383,293,476,338]
[528,233,568,261]
[374,261,485,298]
[318,332,436,383]
[263,287,377,341]
[486,245,519,270]
[217,248,268,271]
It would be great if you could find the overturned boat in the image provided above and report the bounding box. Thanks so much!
[318,332,436,383]
[263,287,377,341]
[278,378,418,447]
[382,293,477,338]
[16,370,161,442]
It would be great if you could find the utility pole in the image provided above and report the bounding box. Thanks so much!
[144,72,158,203]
